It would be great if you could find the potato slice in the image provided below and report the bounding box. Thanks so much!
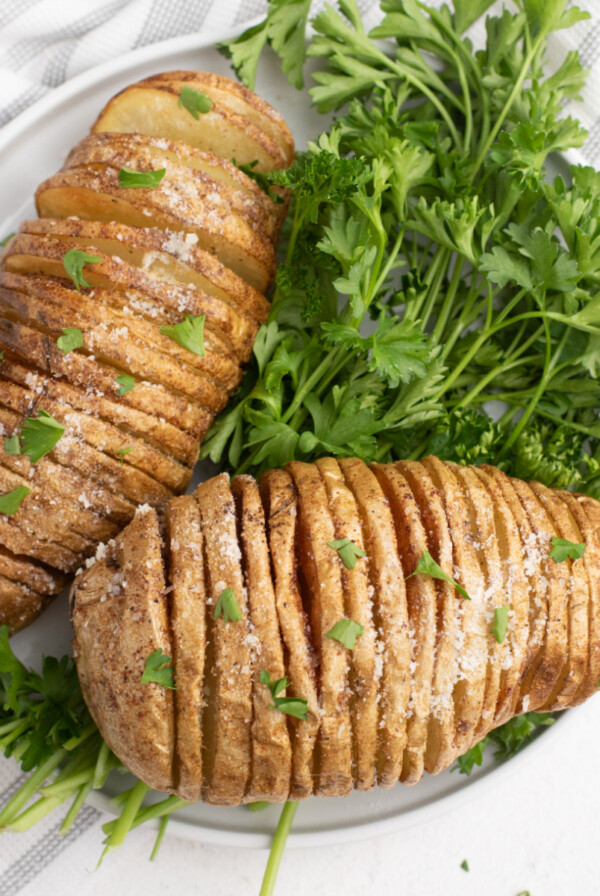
[396,460,457,775]
[529,480,589,710]
[35,168,275,292]
[555,491,600,704]
[141,72,295,167]
[450,462,506,742]
[18,218,270,326]
[92,72,293,171]
[0,314,211,438]
[71,507,175,793]
[0,544,66,597]
[372,462,436,785]
[421,456,488,756]
[259,468,319,800]
[3,237,252,365]
[232,475,292,803]
[0,574,51,635]
[0,284,229,415]
[165,495,206,803]
[471,466,530,727]
[63,135,282,242]
[288,461,353,798]
[508,477,569,710]
[194,473,252,805]
[316,457,377,792]
[338,457,410,789]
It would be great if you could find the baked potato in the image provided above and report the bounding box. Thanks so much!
[71,456,600,803]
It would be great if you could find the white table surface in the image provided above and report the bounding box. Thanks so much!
[6,696,597,896]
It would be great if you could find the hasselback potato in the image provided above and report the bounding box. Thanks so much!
[71,457,600,804]
[0,72,292,632]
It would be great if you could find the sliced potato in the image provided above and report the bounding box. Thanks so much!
[63,134,283,242]
[92,72,293,171]
[316,457,378,792]
[0,574,51,635]
[259,468,319,801]
[0,283,229,416]
[71,507,175,792]
[288,461,352,798]
[0,314,212,438]
[0,544,66,596]
[421,456,488,756]
[3,237,252,365]
[372,462,436,785]
[232,475,292,803]
[194,473,252,805]
[396,460,457,775]
[0,515,79,573]
[35,168,276,292]
[339,457,410,789]
[555,491,600,704]
[472,466,530,727]
[166,495,206,802]
[19,217,270,326]
[530,480,589,710]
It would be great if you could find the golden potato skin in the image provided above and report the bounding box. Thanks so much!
[71,457,600,804]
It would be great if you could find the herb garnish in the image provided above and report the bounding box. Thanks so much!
[0,485,30,515]
[3,434,20,455]
[118,167,166,188]
[116,447,133,468]
[56,327,83,354]
[160,315,205,356]
[177,86,212,119]
[407,550,470,601]
[260,670,308,720]
[460,859,469,872]
[0,232,15,246]
[115,374,136,396]
[62,249,102,292]
[20,410,64,463]
[141,649,176,689]
[327,537,366,570]
[325,618,364,650]
[491,605,510,644]
[550,537,585,562]
[213,587,242,623]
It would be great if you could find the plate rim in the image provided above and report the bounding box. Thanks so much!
[0,21,578,851]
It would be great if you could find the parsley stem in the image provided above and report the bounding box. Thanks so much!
[101,795,189,837]
[150,814,170,861]
[0,747,66,827]
[93,740,112,788]
[259,800,298,896]
[6,794,69,832]
[59,781,93,836]
[102,779,149,859]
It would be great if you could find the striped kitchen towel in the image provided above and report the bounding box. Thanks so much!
[0,1,599,894]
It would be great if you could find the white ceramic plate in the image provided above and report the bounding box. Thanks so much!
[0,24,573,850]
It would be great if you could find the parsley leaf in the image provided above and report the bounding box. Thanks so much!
[0,485,30,516]
[491,605,510,644]
[460,859,469,872]
[259,669,308,720]
[327,537,366,570]
[232,158,284,204]
[118,167,166,188]
[325,618,364,649]
[3,434,20,455]
[62,249,101,292]
[56,327,83,354]
[160,315,205,356]
[407,549,470,600]
[550,537,585,562]
[177,86,212,120]
[141,649,176,689]
[20,410,64,464]
[116,447,133,467]
[0,232,15,247]
[116,374,136,396]
[213,587,242,623]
